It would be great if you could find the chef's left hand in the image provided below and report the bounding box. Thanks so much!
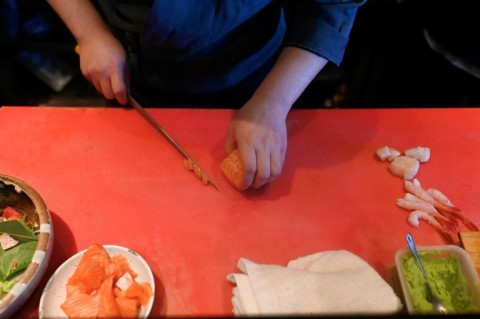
[225,47,328,190]
[225,98,287,189]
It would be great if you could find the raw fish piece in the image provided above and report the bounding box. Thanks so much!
[389,156,420,180]
[220,149,248,190]
[376,146,401,161]
[404,147,430,163]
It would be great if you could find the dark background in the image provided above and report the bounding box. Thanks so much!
[1,0,479,108]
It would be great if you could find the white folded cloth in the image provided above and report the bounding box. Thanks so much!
[227,250,402,316]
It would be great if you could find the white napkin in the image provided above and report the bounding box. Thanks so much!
[227,250,402,316]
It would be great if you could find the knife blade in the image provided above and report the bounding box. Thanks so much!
[128,95,219,190]
[74,45,217,189]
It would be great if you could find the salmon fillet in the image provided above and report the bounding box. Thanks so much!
[60,244,152,318]
[220,149,248,190]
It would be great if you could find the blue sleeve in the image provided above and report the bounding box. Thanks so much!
[283,0,366,65]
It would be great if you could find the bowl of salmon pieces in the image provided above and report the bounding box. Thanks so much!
[0,174,53,318]
[39,244,155,318]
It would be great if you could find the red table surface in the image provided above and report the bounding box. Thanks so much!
[1,106,480,317]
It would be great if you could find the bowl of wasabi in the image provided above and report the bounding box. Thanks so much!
[395,244,480,314]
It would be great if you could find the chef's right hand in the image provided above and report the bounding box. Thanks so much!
[77,33,129,105]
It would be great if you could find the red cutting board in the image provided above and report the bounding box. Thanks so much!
[1,106,480,317]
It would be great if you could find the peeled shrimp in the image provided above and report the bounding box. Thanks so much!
[397,196,457,229]
[396,197,437,213]
[427,188,454,207]
[407,210,454,243]
[404,179,478,231]
[408,210,437,228]
[404,180,440,206]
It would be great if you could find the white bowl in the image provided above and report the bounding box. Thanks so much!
[39,245,155,318]
[0,175,53,319]
[395,244,480,314]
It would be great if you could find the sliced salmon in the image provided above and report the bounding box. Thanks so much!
[97,275,121,318]
[184,158,210,184]
[125,281,153,307]
[220,149,248,190]
[67,244,110,293]
[111,254,138,279]
[116,296,139,318]
[60,244,153,318]
[60,286,100,318]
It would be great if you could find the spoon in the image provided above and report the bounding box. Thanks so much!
[405,233,448,314]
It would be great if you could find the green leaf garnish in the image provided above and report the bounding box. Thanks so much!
[0,220,37,243]
[0,241,37,281]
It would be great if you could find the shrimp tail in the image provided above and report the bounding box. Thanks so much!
[464,221,479,231]
[427,215,456,244]
[437,217,458,234]
[458,216,479,231]
[437,205,479,231]
[435,210,459,229]
[406,179,479,231]
[408,210,456,244]
[432,223,456,244]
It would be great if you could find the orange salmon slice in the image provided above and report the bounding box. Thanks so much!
[220,149,248,190]
[60,244,153,318]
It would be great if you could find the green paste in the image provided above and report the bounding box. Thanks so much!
[401,250,478,314]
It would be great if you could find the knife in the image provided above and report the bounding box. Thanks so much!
[128,95,219,190]
[74,45,218,189]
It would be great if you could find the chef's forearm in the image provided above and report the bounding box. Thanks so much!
[46,0,111,45]
[251,46,328,118]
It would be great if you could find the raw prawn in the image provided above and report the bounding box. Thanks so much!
[412,178,421,187]
[396,197,436,214]
[401,193,436,209]
[427,188,454,207]
[407,210,455,243]
[402,192,457,226]
[404,180,479,231]
[408,210,436,228]
[396,197,457,230]
[403,179,437,204]
[220,149,248,190]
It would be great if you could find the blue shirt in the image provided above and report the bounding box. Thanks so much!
[105,0,365,96]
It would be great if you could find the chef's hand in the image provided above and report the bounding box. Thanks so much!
[224,48,327,190]
[78,33,129,105]
[225,98,287,189]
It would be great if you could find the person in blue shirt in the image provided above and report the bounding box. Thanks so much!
[47,0,365,190]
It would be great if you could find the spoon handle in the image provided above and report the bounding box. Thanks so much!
[406,233,429,280]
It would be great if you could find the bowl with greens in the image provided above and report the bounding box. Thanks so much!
[0,175,53,318]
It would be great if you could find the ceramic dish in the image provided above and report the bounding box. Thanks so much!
[395,244,480,314]
[39,245,155,318]
[0,174,53,318]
